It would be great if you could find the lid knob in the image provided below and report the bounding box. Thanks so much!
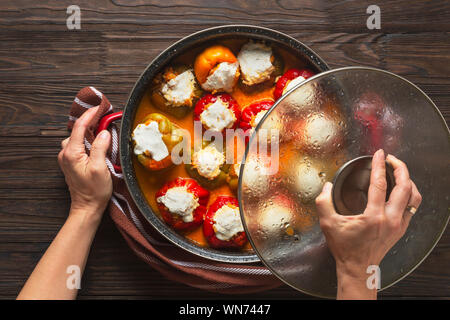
[332,155,395,215]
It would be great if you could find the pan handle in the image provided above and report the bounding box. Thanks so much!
[96,111,123,172]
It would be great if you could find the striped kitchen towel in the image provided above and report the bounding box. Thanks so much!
[68,86,281,294]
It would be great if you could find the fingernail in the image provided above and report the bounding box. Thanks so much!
[387,153,397,160]
[98,130,109,139]
[376,149,385,158]
[324,181,333,191]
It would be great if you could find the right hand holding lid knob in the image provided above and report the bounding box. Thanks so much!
[315,149,423,300]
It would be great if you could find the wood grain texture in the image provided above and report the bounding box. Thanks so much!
[0,0,449,299]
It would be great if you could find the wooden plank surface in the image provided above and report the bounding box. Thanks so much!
[0,0,449,299]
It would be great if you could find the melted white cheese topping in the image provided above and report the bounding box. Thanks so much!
[132,121,169,161]
[259,203,293,234]
[213,204,244,241]
[295,162,324,202]
[237,42,275,85]
[233,162,241,178]
[161,69,196,107]
[304,114,338,146]
[156,186,199,222]
[251,110,268,128]
[192,144,225,180]
[200,97,236,132]
[241,157,269,194]
[283,76,306,95]
[201,62,239,93]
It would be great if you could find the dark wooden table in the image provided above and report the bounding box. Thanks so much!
[1,0,449,300]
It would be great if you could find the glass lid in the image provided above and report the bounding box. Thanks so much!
[238,66,450,298]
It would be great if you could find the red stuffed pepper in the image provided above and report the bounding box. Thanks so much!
[354,92,404,154]
[274,68,315,100]
[354,91,384,152]
[239,99,274,132]
[155,177,209,230]
[203,196,248,248]
[194,93,240,134]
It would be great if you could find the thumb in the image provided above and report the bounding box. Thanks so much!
[315,182,337,219]
[90,130,111,165]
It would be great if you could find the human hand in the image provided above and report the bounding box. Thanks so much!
[58,106,112,223]
[315,149,422,298]
[18,108,112,300]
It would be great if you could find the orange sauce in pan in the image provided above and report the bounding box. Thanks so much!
[132,39,311,250]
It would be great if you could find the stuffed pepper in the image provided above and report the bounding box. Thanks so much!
[237,41,283,86]
[354,91,384,152]
[235,154,272,196]
[150,65,203,118]
[293,111,343,155]
[194,45,240,93]
[257,193,315,236]
[288,157,326,204]
[185,141,230,189]
[274,68,315,100]
[239,99,274,133]
[155,177,209,230]
[194,93,240,134]
[226,162,241,191]
[132,113,183,171]
[203,196,248,248]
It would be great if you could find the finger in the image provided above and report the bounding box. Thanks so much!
[402,180,422,228]
[315,182,338,229]
[57,149,68,175]
[386,154,412,214]
[61,137,70,149]
[66,106,99,153]
[366,149,387,212]
[57,149,65,168]
[90,130,111,166]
